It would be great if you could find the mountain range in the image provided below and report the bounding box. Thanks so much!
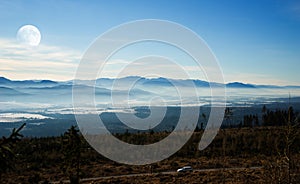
[0,76,299,89]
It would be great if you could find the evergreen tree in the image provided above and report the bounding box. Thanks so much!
[224,107,233,127]
[62,125,81,184]
[0,123,25,181]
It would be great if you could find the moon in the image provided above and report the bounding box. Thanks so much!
[17,25,41,46]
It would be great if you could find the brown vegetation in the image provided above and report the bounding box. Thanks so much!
[0,125,299,183]
[1,105,300,183]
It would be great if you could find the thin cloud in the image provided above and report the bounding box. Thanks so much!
[99,57,207,80]
[0,38,81,80]
[0,38,295,86]
[225,72,296,86]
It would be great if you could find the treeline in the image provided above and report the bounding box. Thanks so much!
[262,106,297,126]
[220,105,299,128]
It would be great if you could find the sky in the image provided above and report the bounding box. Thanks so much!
[0,0,300,85]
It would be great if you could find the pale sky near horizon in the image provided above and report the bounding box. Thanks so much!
[0,0,300,85]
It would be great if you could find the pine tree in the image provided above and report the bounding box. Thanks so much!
[224,107,233,127]
[0,123,25,181]
[62,125,81,184]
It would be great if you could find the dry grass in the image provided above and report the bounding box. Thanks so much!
[2,127,300,183]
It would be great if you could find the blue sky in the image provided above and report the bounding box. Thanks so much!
[0,0,300,85]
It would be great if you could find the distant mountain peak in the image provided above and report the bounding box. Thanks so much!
[226,82,256,88]
[39,80,57,84]
[0,76,12,83]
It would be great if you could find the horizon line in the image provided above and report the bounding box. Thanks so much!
[0,75,299,87]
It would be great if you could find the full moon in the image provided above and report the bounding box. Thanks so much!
[16,25,41,46]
